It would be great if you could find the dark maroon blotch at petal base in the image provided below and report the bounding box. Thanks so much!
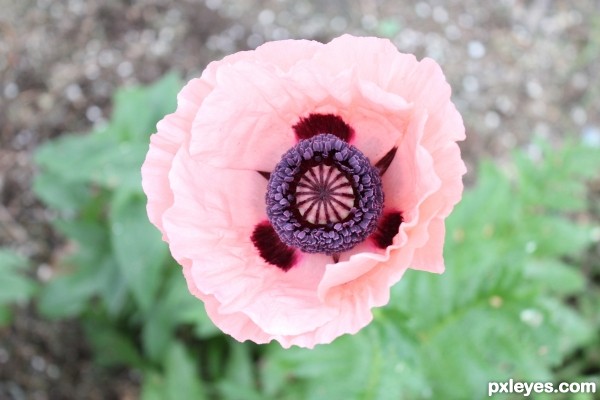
[293,113,354,142]
[372,212,403,249]
[257,171,271,180]
[375,147,398,176]
[251,221,298,271]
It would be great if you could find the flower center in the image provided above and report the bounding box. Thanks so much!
[295,163,354,225]
[266,133,384,255]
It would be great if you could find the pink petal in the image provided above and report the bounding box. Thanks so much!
[317,234,414,321]
[200,39,323,86]
[188,42,415,172]
[410,217,447,273]
[189,62,300,171]
[162,148,266,261]
[141,78,212,237]
[310,34,419,90]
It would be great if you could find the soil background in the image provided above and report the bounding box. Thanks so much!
[1,0,599,399]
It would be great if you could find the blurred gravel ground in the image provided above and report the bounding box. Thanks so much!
[1,0,599,398]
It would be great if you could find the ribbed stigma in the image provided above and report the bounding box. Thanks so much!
[295,163,355,226]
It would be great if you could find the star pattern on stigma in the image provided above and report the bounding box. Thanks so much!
[295,163,355,226]
[252,113,402,271]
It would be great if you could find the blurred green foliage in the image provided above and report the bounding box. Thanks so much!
[31,75,600,399]
[0,249,38,325]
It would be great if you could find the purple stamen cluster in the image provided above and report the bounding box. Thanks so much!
[266,133,384,255]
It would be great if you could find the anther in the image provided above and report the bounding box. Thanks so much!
[266,133,384,254]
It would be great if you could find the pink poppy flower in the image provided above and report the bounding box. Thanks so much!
[141,34,466,348]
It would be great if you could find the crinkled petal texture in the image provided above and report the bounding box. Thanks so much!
[141,34,466,348]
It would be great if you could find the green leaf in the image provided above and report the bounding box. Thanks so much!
[86,141,149,191]
[84,317,146,369]
[515,139,600,213]
[143,341,206,400]
[36,218,121,319]
[142,269,218,362]
[141,371,165,400]
[0,307,12,325]
[110,190,167,312]
[261,320,428,400]
[35,129,115,183]
[524,214,592,258]
[164,343,206,400]
[96,256,130,317]
[0,250,29,271]
[159,269,220,339]
[35,129,149,193]
[111,73,181,142]
[0,249,37,305]
[37,264,102,319]
[0,273,38,305]
[54,219,109,266]
[33,170,93,211]
[525,259,586,296]
[216,344,263,399]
